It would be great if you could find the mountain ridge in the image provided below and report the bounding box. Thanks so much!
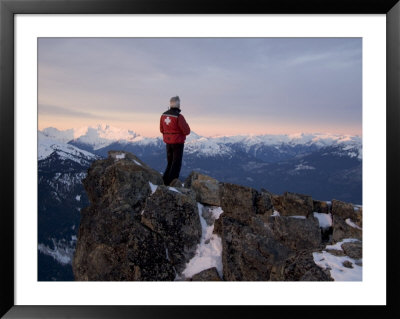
[39,124,362,146]
[38,127,362,205]
[39,124,362,160]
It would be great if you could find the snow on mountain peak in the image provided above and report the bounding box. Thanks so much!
[184,132,362,158]
[38,131,99,163]
[39,125,361,159]
[184,131,203,143]
[71,124,140,150]
[42,127,75,143]
[40,124,142,150]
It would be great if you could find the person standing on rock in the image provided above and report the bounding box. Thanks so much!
[160,96,191,186]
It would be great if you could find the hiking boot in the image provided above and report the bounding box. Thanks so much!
[169,178,183,188]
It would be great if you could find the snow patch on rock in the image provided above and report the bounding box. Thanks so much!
[313,212,332,228]
[149,182,158,195]
[345,218,362,230]
[182,203,223,279]
[313,238,362,281]
[115,153,126,160]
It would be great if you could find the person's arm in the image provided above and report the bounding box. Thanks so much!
[160,116,164,134]
[178,114,190,136]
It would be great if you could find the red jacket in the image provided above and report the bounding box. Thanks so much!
[160,108,190,144]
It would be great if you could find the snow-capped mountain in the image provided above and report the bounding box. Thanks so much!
[72,124,141,150]
[39,131,99,165]
[41,124,156,152]
[40,125,362,160]
[184,132,362,160]
[38,132,101,281]
[41,127,75,143]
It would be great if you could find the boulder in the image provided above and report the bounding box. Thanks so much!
[353,206,363,228]
[73,151,176,281]
[255,190,274,215]
[271,194,282,211]
[265,214,322,251]
[83,150,163,215]
[272,192,313,217]
[216,215,291,281]
[141,185,202,273]
[341,241,362,260]
[332,215,362,243]
[190,267,221,281]
[184,171,221,206]
[73,206,175,281]
[331,199,357,220]
[313,200,330,214]
[270,250,333,281]
[218,214,329,282]
[219,183,258,224]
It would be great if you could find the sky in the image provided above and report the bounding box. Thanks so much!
[38,37,362,137]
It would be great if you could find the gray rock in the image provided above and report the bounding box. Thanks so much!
[272,192,314,217]
[214,209,325,281]
[342,260,353,268]
[184,171,221,206]
[255,190,274,215]
[82,150,163,215]
[216,215,291,281]
[331,199,357,220]
[271,250,333,281]
[73,206,175,281]
[353,206,363,228]
[313,200,330,214]
[141,185,202,273]
[73,151,176,281]
[190,267,221,281]
[341,241,362,259]
[265,214,322,251]
[219,183,258,224]
[332,215,362,243]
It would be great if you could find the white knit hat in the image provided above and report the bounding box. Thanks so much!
[170,96,180,108]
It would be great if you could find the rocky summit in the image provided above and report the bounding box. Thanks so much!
[72,150,362,281]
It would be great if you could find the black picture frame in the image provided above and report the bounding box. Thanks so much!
[1,0,399,318]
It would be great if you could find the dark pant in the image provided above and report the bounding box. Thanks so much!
[163,143,184,186]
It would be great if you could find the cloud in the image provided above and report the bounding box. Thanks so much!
[38,38,362,136]
[38,104,106,119]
